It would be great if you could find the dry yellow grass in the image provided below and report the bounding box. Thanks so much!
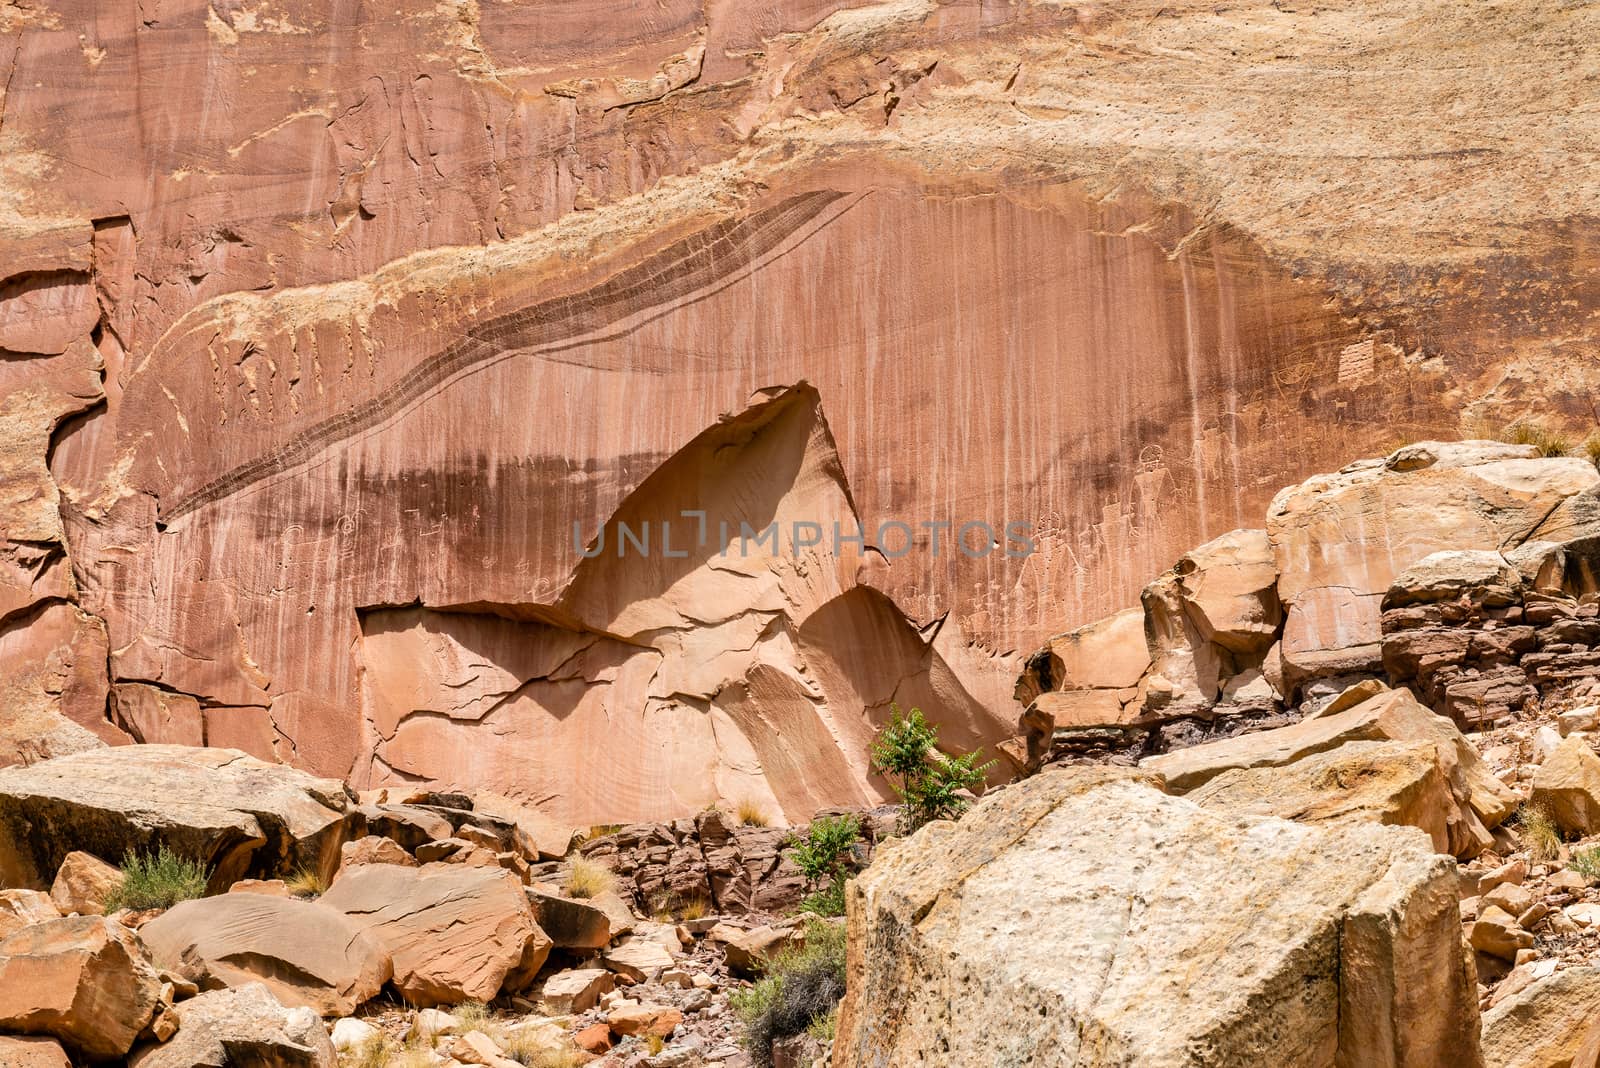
[1518,803,1563,864]
[285,867,327,898]
[1503,419,1573,458]
[564,856,615,899]
[736,798,770,827]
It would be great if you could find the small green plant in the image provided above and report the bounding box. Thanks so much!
[732,919,847,1068]
[1583,431,1600,470]
[1516,803,1563,864]
[565,855,615,899]
[1503,419,1573,458]
[1571,846,1600,882]
[104,845,207,911]
[871,704,996,833]
[807,1007,838,1043]
[786,814,860,918]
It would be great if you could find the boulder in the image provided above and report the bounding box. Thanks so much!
[329,1017,379,1051]
[1469,906,1535,962]
[1481,966,1600,1068]
[540,967,614,1014]
[603,936,677,983]
[526,889,611,949]
[0,1036,72,1068]
[337,835,417,871]
[605,1002,683,1038]
[714,923,802,977]
[1531,736,1600,836]
[0,746,355,891]
[1145,687,1517,856]
[0,889,61,938]
[1385,551,1525,608]
[128,982,337,1068]
[1188,739,1458,855]
[320,863,550,1006]
[1038,607,1151,694]
[229,879,292,897]
[1174,528,1282,654]
[833,768,1480,1068]
[0,915,162,1059]
[48,851,123,916]
[138,894,391,1016]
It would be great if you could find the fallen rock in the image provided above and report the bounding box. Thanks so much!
[1173,527,1282,654]
[574,1022,613,1053]
[337,835,418,871]
[329,1017,379,1051]
[0,889,61,938]
[0,1036,72,1068]
[48,851,123,916]
[540,967,614,1014]
[1385,551,1524,608]
[138,894,391,1016]
[1189,739,1458,855]
[1532,736,1600,836]
[526,888,611,949]
[449,1030,511,1067]
[603,936,677,983]
[834,767,1480,1067]
[320,863,549,1006]
[409,1007,461,1041]
[228,878,292,897]
[1470,906,1535,962]
[0,746,354,891]
[1480,966,1600,1068]
[716,924,801,977]
[128,982,337,1068]
[1146,687,1517,856]
[606,1002,684,1038]
[0,915,162,1059]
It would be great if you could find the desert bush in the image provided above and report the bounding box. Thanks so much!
[871,704,995,833]
[1516,803,1563,864]
[787,814,860,918]
[564,855,615,899]
[732,919,848,1068]
[1570,846,1600,882]
[737,798,771,827]
[1583,431,1600,470]
[104,845,207,911]
[1503,419,1573,458]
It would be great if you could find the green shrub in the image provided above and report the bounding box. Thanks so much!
[732,919,847,1068]
[871,704,995,833]
[1571,846,1600,882]
[786,814,860,918]
[105,845,207,911]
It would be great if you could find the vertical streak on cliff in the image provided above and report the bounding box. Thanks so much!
[1178,249,1209,543]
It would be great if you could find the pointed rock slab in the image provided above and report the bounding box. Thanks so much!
[834,768,1481,1068]
[128,982,337,1068]
[1144,687,1517,857]
[0,915,162,1060]
[0,889,61,939]
[1532,736,1600,836]
[320,863,550,1007]
[1189,739,1459,855]
[0,1036,72,1068]
[526,889,611,950]
[540,967,615,1014]
[0,745,356,891]
[49,851,123,916]
[139,894,391,1016]
[1481,966,1600,1068]
[602,936,677,983]
[1174,527,1282,655]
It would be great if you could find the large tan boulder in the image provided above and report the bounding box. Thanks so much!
[1480,966,1600,1068]
[49,852,123,916]
[526,888,611,950]
[320,863,549,1006]
[0,1036,72,1068]
[0,745,355,891]
[1531,736,1600,836]
[139,894,391,1016]
[337,835,418,871]
[1043,607,1151,692]
[0,889,61,938]
[834,768,1481,1068]
[0,915,162,1059]
[1144,687,1517,856]
[1268,444,1598,685]
[1174,528,1282,654]
[1188,739,1458,854]
[128,982,337,1068]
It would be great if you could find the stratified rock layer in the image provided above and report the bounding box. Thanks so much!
[834,768,1481,1067]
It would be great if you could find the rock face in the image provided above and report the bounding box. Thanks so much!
[319,863,549,1006]
[138,895,392,1016]
[0,915,162,1059]
[3,0,1599,827]
[1479,967,1600,1068]
[834,768,1481,1068]
[0,746,355,890]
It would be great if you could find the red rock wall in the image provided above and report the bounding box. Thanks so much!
[4,0,1599,823]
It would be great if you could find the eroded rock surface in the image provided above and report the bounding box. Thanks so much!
[834,768,1481,1067]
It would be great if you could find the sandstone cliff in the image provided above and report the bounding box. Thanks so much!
[3,0,1599,823]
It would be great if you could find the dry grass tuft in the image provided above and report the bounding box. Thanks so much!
[285,866,327,898]
[1517,803,1563,864]
[564,855,615,900]
[1503,419,1573,458]
[736,798,771,827]
[1583,431,1600,470]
